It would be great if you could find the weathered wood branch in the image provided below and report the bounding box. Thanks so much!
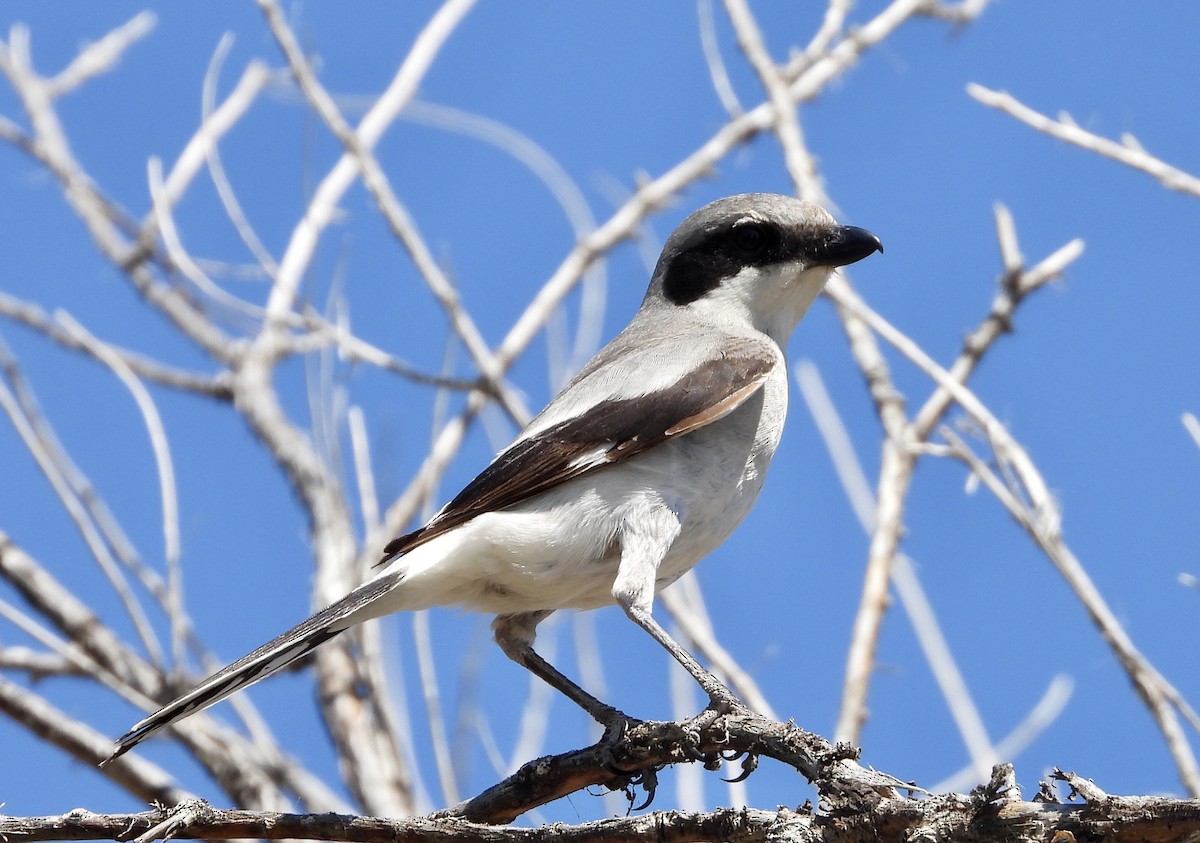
[4,768,1199,843]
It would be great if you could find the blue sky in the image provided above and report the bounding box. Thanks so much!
[1,0,1199,821]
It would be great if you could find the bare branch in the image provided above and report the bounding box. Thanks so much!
[54,312,186,668]
[940,426,1200,795]
[833,421,909,744]
[256,0,528,424]
[10,777,1200,843]
[0,25,239,362]
[152,57,272,230]
[829,211,1083,743]
[438,711,905,824]
[1184,413,1200,451]
[968,84,1200,198]
[199,36,280,277]
[0,646,84,678]
[0,345,162,664]
[910,226,1084,439]
[7,804,802,843]
[0,291,233,396]
[723,0,824,204]
[783,0,927,84]
[45,12,156,98]
[0,675,192,807]
[815,252,1200,793]
[697,0,743,116]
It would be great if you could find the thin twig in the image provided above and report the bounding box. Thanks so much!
[940,426,1200,795]
[796,360,1003,781]
[0,675,192,807]
[147,156,269,329]
[0,343,163,665]
[0,646,84,678]
[801,0,851,65]
[697,0,743,116]
[910,214,1083,440]
[723,0,824,203]
[968,84,1200,198]
[45,12,156,98]
[54,312,186,669]
[1184,413,1200,451]
[148,57,273,244]
[0,24,239,361]
[828,214,1082,743]
[0,291,233,395]
[199,35,281,277]
[413,611,459,805]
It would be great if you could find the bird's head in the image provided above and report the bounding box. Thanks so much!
[646,193,882,345]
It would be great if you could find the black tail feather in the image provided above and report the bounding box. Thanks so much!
[103,570,402,763]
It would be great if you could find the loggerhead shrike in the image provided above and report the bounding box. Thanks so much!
[107,193,881,761]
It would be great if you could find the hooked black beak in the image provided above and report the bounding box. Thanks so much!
[810,225,884,268]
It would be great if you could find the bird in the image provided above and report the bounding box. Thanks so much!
[105,193,881,762]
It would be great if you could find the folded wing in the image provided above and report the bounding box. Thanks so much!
[383,343,776,560]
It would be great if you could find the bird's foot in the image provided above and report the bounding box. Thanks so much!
[674,689,755,772]
[593,704,643,745]
[597,706,661,808]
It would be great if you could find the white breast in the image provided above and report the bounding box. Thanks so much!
[652,358,789,585]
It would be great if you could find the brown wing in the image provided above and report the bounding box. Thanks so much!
[380,351,774,561]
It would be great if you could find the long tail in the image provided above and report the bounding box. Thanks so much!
[104,570,402,763]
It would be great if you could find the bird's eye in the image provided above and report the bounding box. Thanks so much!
[731,224,767,253]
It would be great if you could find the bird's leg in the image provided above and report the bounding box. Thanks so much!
[612,505,746,715]
[621,602,748,716]
[492,612,632,732]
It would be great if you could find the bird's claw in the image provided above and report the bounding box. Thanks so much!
[627,767,660,811]
[721,751,759,783]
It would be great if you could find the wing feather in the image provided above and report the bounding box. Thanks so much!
[381,347,775,560]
